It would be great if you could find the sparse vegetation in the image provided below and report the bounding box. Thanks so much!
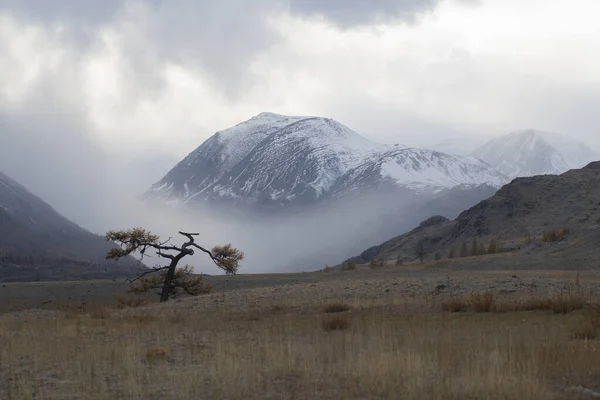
[322,314,351,331]
[441,296,469,312]
[369,258,385,268]
[542,227,570,243]
[395,256,403,266]
[323,264,334,273]
[341,262,357,271]
[470,292,495,312]
[2,271,600,399]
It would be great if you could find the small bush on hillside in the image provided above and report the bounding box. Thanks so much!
[341,262,357,271]
[395,256,403,266]
[369,258,385,268]
[434,252,442,261]
[542,227,570,243]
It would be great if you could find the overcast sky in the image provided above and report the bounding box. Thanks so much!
[1,0,600,233]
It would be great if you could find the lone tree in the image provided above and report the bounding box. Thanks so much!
[105,228,244,302]
[415,240,427,263]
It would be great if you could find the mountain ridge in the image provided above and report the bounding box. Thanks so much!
[341,161,600,270]
[472,129,598,178]
[146,112,508,210]
[0,171,145,282]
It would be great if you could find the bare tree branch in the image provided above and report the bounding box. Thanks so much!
[106,228,242,302]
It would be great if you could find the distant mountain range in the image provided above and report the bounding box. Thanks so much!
[143,113,599,271]
[4,112,597,277]
[341,161,600,270]
[0,172,144,282]
[472,129,598,179]
[145,112,508,211]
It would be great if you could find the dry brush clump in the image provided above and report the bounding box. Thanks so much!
[322,314,351,331]
[470,292,495,313]
[542,227,570,243]
[441,296,469,313]
[341,262,357,271]
[441,291,587,315]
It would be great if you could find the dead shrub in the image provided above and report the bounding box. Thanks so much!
[324,302,352,313]
[341,262,357,271]
[322,265,335,273]
[369,258,385,268]
[441,296,468,313]
[542,227,570,243]
[470,292,495,313]
[322,315,351,331]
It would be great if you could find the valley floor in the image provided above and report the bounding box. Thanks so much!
[1,266,600,399]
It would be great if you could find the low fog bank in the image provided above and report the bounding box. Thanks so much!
[99,184,497,275]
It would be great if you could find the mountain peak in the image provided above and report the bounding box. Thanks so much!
[472,129,597,178]
[147,114,508,209]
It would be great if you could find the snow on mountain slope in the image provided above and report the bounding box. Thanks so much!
[472,129,598,178]
[147,112,508,209]
[330,146,508,198]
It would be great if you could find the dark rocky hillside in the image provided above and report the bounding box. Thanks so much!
[343,162,600,270]
[0,172,145,282]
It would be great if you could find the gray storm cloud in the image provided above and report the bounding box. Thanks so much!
[288,0,441,26]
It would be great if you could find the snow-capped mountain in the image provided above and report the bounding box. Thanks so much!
[146,112,508,209]
[472,129,598,179]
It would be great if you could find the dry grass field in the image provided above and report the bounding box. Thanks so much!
[2,267,600,399]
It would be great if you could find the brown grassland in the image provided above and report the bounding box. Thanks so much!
[1,267,600,399]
